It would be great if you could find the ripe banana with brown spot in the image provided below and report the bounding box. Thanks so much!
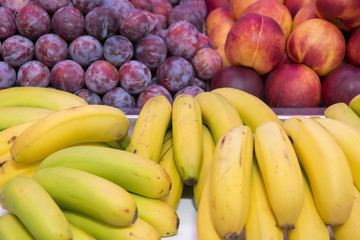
[126,95,172,163]
[254,121,304,230]
[210,125,253,239]
[212,87,283,132]
[283,116,354,226]
[172,94,203,185]
[11,104,130,163]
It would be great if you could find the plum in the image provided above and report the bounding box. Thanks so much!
[35,33,68,68]
[68,35,103,67]
[36,0,70,14]
[50,60,85,93]
[167,4,204,32]
[103,35,133,68]
[119,60,152,95]
[0,61,16,89]
[1,35,34,68]
[85,60,119,95]
[119,8,150,42]
[74,88,102,104]
[71,0,102,14]
[101,0,134,21]
[173,85,204,98]
[136,84,173,107]
[102,87,136,108]
[0,7,16,40]
[135,34,167,70]
[17,60,50,87]
[84,6,118,41]
[191,47,223,81]
[52,6,85,41]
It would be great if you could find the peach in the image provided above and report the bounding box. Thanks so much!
[284,0,314,18]
[347,27,360,67]
[209,21,234,49]
[240,0,292,40]
[286,18,346,76]
[314,0,360,31]
[229,0,284,21]
[206,0,229,13]
[225,13,286,75]
[205,6,233,36]
[292,2,318,31]
[264,63,321,107]
[216,44,232,67]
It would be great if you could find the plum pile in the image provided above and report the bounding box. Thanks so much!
[0,0,224,110]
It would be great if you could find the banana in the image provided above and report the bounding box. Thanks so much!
[11,104,130,163]
[0,107,55,131]
[349,93,360,117]
[0,176,72,240]
[324,102,360,131]
[331,185,360,240]
[70,223,96,240]
[106,132,131,150]
[32,167,137,227]
[211,87,283,132]
[314,117,360,191]
[130,193,179,237]
[283,116,354,226]
[36,145,171,199]
[193,124,216,210]
[126,95,172,163]
[254,121,304,230]
[0,214,35,240]
[244,160,284,240]
[63,210,161,240]
[194,91,243,143]
[158,131,184,209]
[197,175,223,240]
[172,94,203,185]
[0,120,35,156]
[0,152,41,189]
[210,125,253,239]
[287,171,330,240]
[0,86,88,110]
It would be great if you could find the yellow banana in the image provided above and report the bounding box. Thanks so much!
[331,185,360,240]
[0,176,72,240]
[193,124,216,210]
[0,214,35,240]
[11,104,130,163]
[283,116,354,226]
[287,171,330,240]
[196,175,223,240]
[130,193,179,237]
[0,120,35,156]
[254,121,304,230]
[70,223,96,240]
[245,160,284,240]
[158,131,184,209]
[0,86,88,110]
[0,152,41,189]
[0,107,54,131]
[314,117,360,191]
[324,102,360,131]
[172,94,203,185]
[210,125,253,239]
[36,145,171,199]
[126,95,172,163]
[349,93,360,117]
[212,87,283,132]
[107,132,131,150]
[63,210,161,240]
[32,167,137,227]
[194,91,243,143]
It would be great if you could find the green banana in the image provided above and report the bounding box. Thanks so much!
[36,145,171,199]
[70,223,96,240]
[0,214,35,240]
[63,210,161,240]
[0,86,88,110]
[11,104,130,163]
[130,193,179,237]
[0,176,72,240]
[32,167,137,227]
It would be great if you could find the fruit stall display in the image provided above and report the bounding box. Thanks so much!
[0,0,360,239]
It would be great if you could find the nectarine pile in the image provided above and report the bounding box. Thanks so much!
[206,0,360,107]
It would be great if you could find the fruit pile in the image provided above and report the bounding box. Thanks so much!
[205,0,360,108]
[0,86,360,239]
[0,0,222,109]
